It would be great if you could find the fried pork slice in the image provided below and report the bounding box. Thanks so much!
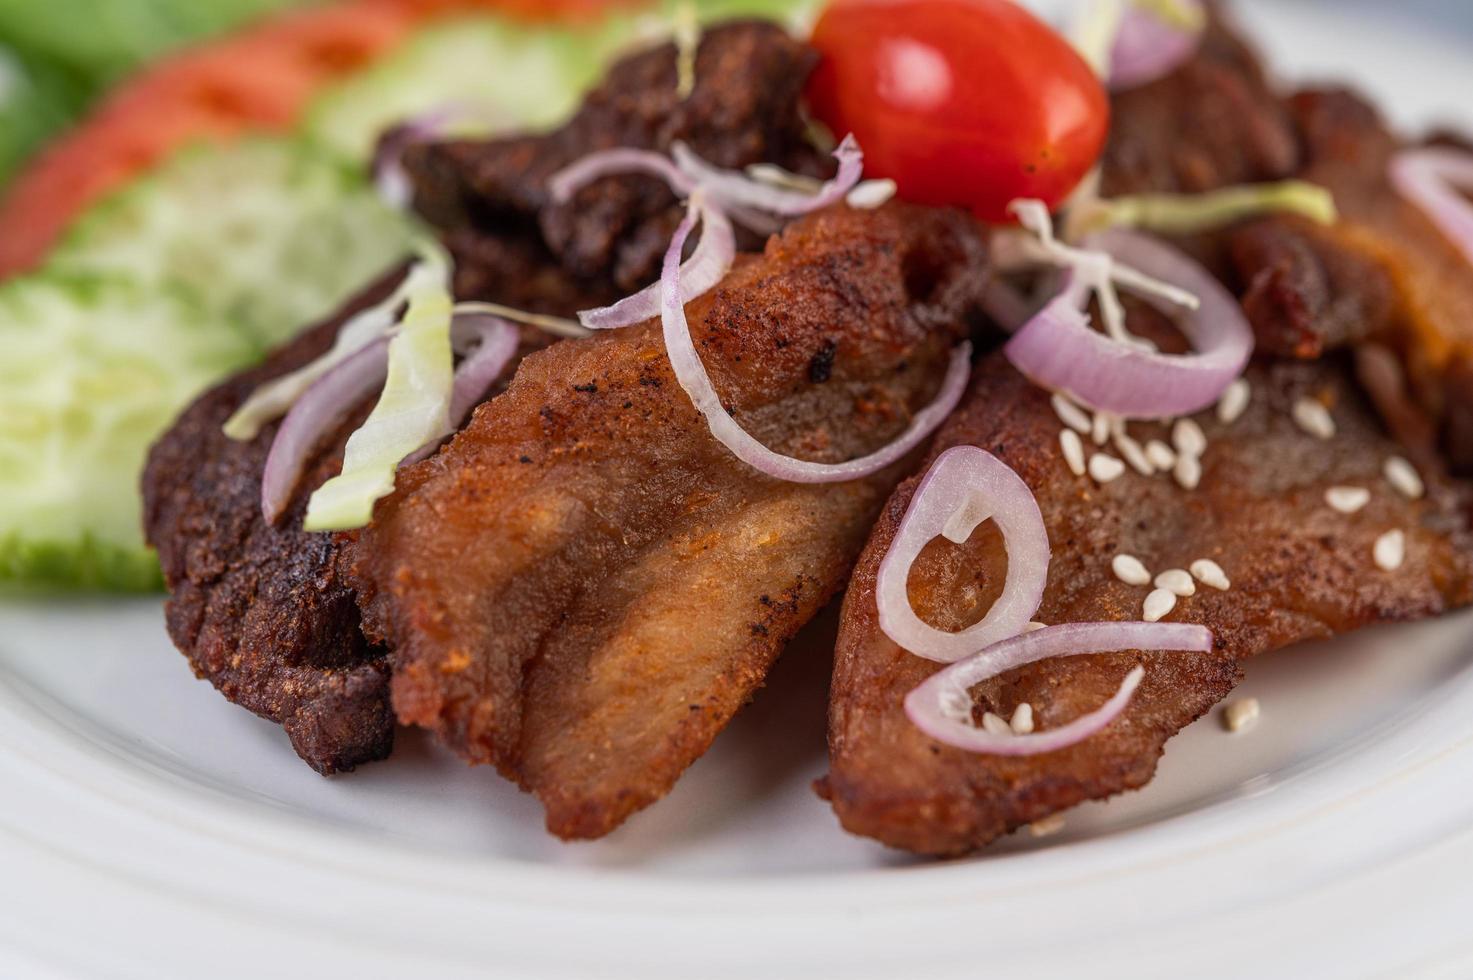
[143,19,834,776]
[405,20,828,307]
[1220,89,1473,472]
[143,275,402,774]
[143,270,559,774]
[824,354,1473,855]
[1100,4,1298,199]
[344,205,989,838]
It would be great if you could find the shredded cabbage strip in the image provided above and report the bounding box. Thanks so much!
[302,255,456,532]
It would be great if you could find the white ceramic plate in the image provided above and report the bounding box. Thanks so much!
[5,3,1473,977]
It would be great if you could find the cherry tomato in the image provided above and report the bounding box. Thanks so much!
[806,0,1110,223]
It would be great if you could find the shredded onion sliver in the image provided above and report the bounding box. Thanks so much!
[547,148,694,204]
[261,337,390,524]
[876,446,1051,663]
[671,134,863,215]
[261,314,519,522]
[578,201,736,330]
[905,622,1213,755]
[660,195,972,484]
[1003,229,1253,418]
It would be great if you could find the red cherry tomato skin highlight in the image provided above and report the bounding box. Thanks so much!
[806,0,1110,223]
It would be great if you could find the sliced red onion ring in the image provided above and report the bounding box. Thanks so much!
[1108,0,1204,91]
[670,134,863,215]
[374,104,508,209]
[875,446,1050,664]
[577,201,735,330]
[261,314,519,521]
[1391,147,1473,270]
[1004,228,1253,418]
[661,195,972,484]
[905,622,1213,755]
[261,337,390,524]
[547,148,694,204]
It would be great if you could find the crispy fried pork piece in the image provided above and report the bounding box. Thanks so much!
[1100,5,1298,199]
[824,354,1473,855]
[405,20,828,306]
[144,272,557,774]
[1221,89,1473,472]
[143,276,402,774]
[145,19,837,775]
[344,205,989,838]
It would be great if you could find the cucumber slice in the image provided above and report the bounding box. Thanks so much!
[0,275,256,592]
[305,15,620,162]
[51,137,414,349]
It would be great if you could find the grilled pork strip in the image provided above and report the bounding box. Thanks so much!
[143,275,402,774]
[142,21,835,775]
[824,353,1473,855]
[345,204,989,838]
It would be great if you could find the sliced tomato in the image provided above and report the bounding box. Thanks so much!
[0,0,623,277]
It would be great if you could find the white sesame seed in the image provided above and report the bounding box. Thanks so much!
[1112,554,1153,586]
[1174,453,1202,490]
[1325,486,1371,514]
[1189,559,1230,591]
[1172,418,1208,458]
[1051,392,1092,434]
[1223,697,1260,733]
[1373,529,1406,572]
[1091,411,1111,446]
[1024,621,1049,632]
[982,712,1012,736]
[1028,814,1067,838]
[1384,456,1425,500]
[1089,453,1127,483]
[1010,703,1035,735]
[1143,588,1177,622]
[1060,429,1087,476]
[1115,432,1154,475]
[1145,439,1177,471]
[1293,397,1336,440]
[1217,378,1251,425]
[1154,568,1196,597]
[846,178,898,210]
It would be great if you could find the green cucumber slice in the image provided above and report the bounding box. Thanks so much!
[0,275,256,592]
[51,137,414,349]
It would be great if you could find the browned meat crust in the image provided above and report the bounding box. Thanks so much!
[143,276,403,774]
[143,20,835,776]
[1222,89,1473,471]
[1100,4,1298,199]
[405,20,828,307]
[344,205,989,838]
[824,354,1473,855]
